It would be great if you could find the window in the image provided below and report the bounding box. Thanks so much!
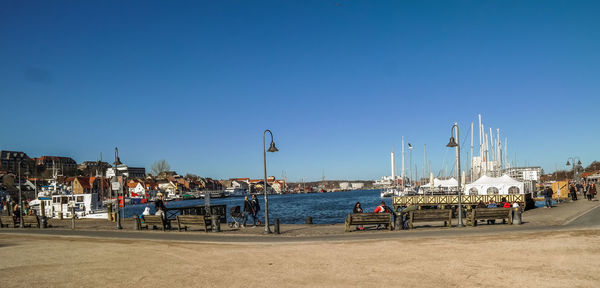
[76,196,84,202]
[469,187,478,195]
[487,187,499,195]
[508,186,520,194]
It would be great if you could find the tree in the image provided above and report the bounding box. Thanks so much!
[151,160,171,176]
[585,161,600,172]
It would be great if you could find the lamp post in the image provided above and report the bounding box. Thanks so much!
[113,147,123,229]
[408,143,413,187]
[447,122,464,227]
[18,160,23,228]
[263,129,279,234]
[566,157,581,181]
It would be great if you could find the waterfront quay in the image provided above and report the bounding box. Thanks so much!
[1,198,600,287]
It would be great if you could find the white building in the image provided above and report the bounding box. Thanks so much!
[351,183,364,190]
[339,182,351,190]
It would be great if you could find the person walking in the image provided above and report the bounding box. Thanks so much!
[569,183,578,201]
[588,183,597,201]
[544,186,553,208]
[250,194,261,225]
[242,196,253,228]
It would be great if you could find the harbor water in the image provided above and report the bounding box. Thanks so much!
[122,189,389,224]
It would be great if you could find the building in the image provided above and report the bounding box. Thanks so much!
[351,183,365,190]
[78,161,111,176]
[72,177,92,194]
[0,150,34,175]
[106,165,146,179]
[35,156,78,176]
[503,166,544,182]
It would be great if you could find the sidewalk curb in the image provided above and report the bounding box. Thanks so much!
[563,203,600,226]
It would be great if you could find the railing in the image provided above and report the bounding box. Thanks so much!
[393,194,527,209]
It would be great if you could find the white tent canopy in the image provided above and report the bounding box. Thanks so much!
[420,177,458,189]
[464,175,524,195]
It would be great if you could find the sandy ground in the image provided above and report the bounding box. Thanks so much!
[1,228,600,288]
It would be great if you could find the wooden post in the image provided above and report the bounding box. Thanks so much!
[70,205,75,230]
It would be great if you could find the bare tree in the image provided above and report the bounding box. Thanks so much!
[151,160,171,176]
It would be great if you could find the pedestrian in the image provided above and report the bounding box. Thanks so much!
[250,194,261,225]
[154,193,167,221]
[353,202,364,230]
[588,183,597,201]
[544,186,553,208]
[582,182,587,199]
[569,183,577,201]
[242,196,253,228]
[401,203,417,230]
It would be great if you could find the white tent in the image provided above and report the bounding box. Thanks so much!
[464,174,524,195]
[420,178,458,190]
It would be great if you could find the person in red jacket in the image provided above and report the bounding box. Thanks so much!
[503,201,511,208]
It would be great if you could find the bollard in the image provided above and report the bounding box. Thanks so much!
[71,205,75,230]
[212,214,221,232]
[40,200,46,229]
[513,206,522,225]
[274,218,280,234]
[305,216,313,225]
[107,204,112,221]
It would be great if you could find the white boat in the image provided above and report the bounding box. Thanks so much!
[30,193,106,219]
[224,187,247,197]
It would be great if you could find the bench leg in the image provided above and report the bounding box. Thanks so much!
[345,217,350,232]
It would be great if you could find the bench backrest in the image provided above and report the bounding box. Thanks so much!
[22,216,39,224]
[1,216,15,224]
[410,210,451,221]
[177,215,210,225]
[473,208,511,217]
[142,215,164,224]
[349,213,391,224]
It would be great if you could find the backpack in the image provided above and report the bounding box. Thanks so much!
[384,205,393,213]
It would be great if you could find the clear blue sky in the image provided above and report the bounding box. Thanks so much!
[1,1,598,181]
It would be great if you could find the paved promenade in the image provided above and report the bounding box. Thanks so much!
[1,199,599,287]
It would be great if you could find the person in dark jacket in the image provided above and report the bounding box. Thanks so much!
[544,187,553,208]
[242,196,254,228]
[353,202,364,230]
[569,184,577,201]
[250,194,261,225]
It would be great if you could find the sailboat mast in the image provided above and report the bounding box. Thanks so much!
[401,136,405,189]
[470,122,474,181]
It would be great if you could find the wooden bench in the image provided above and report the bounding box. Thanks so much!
[22,215,40,228]
[176,215,212,232]
[467,208,512,226]
[0,215,17,228]
[140,215,166,231]
[345,213,392,232]
[408,209,452,229]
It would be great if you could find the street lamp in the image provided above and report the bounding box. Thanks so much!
[263,129,279,234]
[408,143,413,187]
[18,160,23,228]
[447,122,464,227]
[113,147,123,229]
[566,157,582,181]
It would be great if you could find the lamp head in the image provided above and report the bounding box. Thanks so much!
[566,161,571,166]
[446,136,458,147]
[267,141,279,153]
[577,160,582,165]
